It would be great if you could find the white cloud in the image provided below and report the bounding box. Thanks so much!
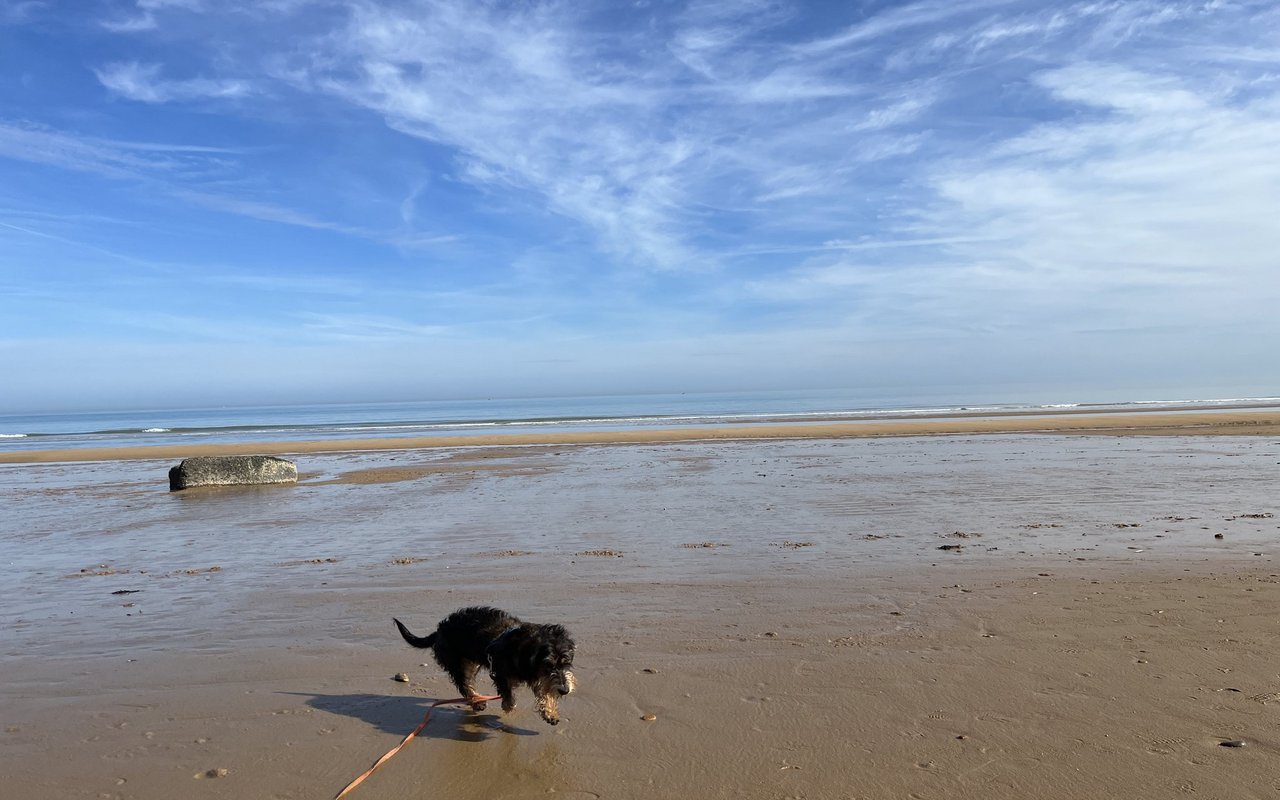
[1033,62,1207,115]
[100,0,208,32]
[798,0,1020,55]
[283,2,957,271]
[100,14,158,32]
[0,120,193,178]
[141,0,204,8]
[295,312,453,341]
[696,3,1280,344]
[308,3,700,269]
[173,188,460,249]
[95,61,252,103]
[0,120,456,247]
[820,62,1280,336]
[851,94,936,132]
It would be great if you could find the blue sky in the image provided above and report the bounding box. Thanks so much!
[2,0,1278,411]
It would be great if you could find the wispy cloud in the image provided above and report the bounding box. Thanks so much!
[926,62,1280,305]
[101,0,208,32]
[0,218,156,266]
[282,2,954,271]
[171,188,460,249]
[752,57,1280,338]
[95,61,252,103]
[0,120,455,248]
[0,120,196,178]
[171,189,368,234]
[0,0,46,25]
[306,2,698,268]
[295,311,453,342]
[798,0,1021,55]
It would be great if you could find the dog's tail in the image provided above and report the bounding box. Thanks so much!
[393,618,437,649]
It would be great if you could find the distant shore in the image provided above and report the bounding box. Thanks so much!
[4,407,1279,463]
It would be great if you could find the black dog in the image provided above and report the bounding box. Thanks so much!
[394,606,576,725]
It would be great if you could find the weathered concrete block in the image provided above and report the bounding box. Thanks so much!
[168,455,298,491]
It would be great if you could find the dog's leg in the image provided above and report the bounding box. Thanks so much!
[464,661,488,711]
[531,678,560,725]
[490,672,517,713]
[446,661,487,711]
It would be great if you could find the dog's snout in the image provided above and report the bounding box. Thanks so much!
[557,686,570,695]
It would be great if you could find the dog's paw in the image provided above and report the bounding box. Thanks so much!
[470,700,488,712]
[534,695,560,725]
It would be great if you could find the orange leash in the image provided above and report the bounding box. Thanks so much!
[333,694,502,800]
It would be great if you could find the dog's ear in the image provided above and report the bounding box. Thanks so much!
[547,626,575,663]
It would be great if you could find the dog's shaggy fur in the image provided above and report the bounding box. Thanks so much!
[394,606,576,725]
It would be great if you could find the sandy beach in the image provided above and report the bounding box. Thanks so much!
[4,422,1280,798]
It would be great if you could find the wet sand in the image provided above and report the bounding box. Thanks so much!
[4,432,1280,798]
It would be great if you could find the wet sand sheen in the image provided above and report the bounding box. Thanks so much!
[3,433,1279,798]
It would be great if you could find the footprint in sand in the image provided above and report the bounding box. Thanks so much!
[1144,735,1188,754]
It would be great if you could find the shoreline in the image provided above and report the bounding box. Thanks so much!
[4,408,1280,464]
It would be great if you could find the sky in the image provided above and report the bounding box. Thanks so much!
[1,0,1279,412]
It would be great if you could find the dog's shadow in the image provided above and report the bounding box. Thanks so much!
[280,692,539,741]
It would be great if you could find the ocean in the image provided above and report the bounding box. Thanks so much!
[1,389,1277,452]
